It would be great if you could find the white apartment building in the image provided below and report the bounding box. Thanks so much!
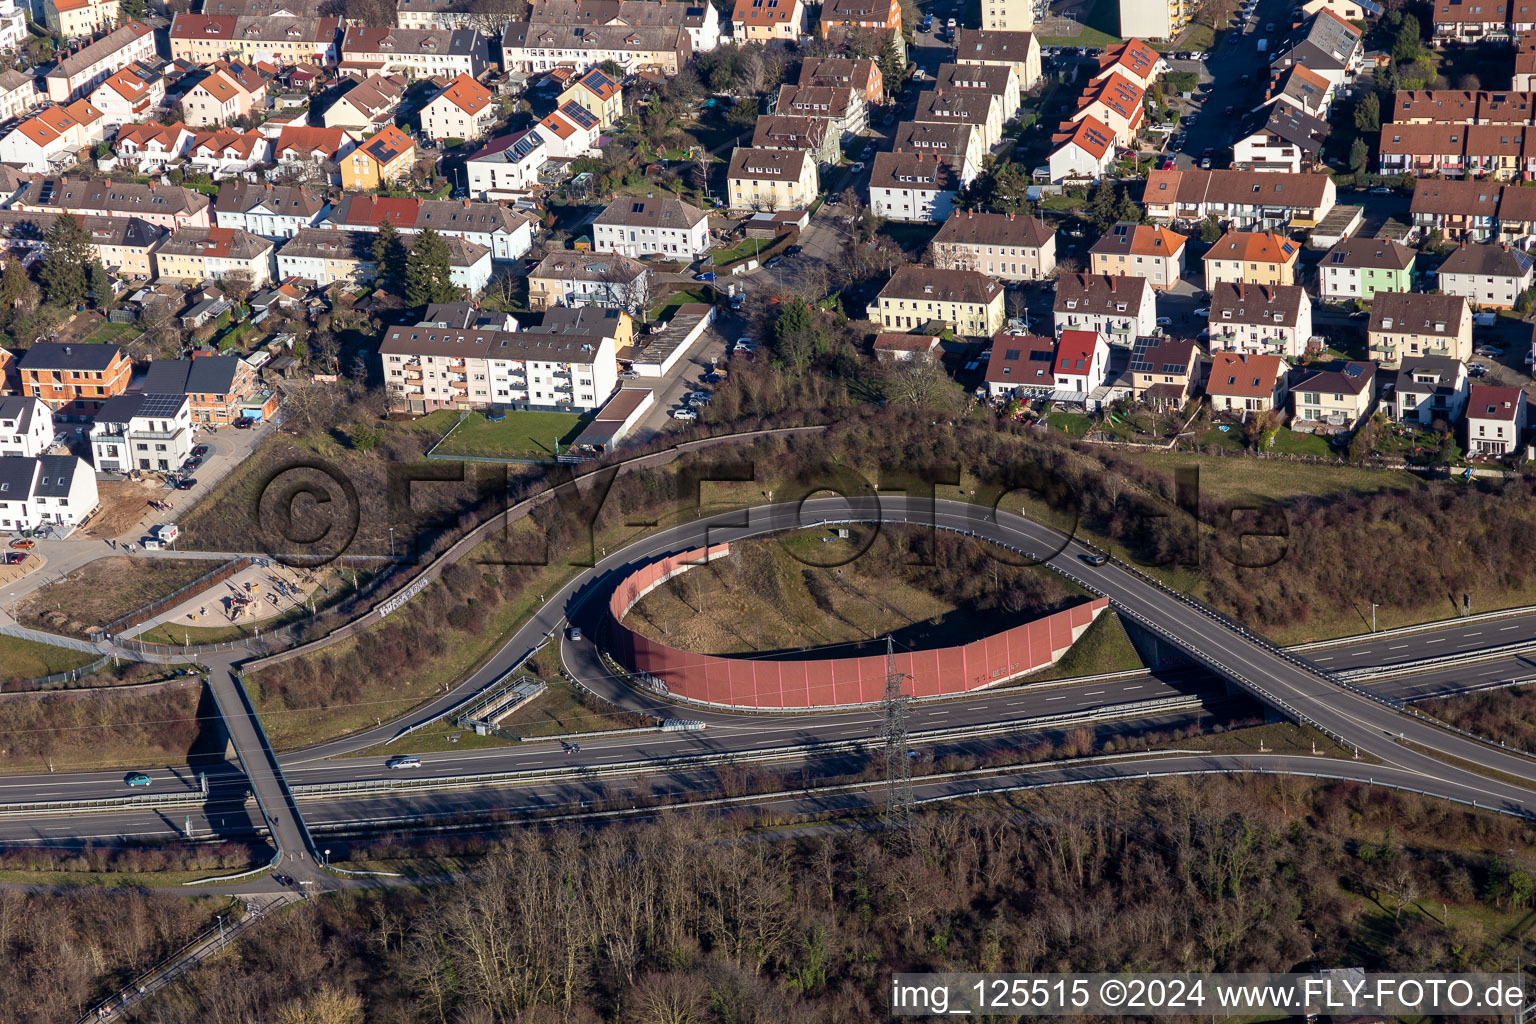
[593,197,710,259]
[465,130,548,200]
[0,454,97,534]
[1206,282,1314,359]
[89,393,194,473]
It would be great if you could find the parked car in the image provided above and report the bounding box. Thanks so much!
[191,444,209,458]
[785,244,803,256]
[688,391,712,404]
[1193,307,1210,317]
[851,161,865,172]
[1370,186,1393,194]
[693,271,717,281]
[234,418,254,429]
[125,772,152,787]
[618,369,639,379]
[1156,317,1173,326]
[173,478,196,490]
[386,756,422,770]
[764,255,785,268]
[8,539,34,550]
[3,552,24,565]
[672,407,698,421]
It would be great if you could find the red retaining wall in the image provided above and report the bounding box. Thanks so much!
[608,544,1110,709]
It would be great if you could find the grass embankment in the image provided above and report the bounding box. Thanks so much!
[16,557,223,638]
[1022,612,1145,682]
[0,635,99,683]
[1419,684,1536,754]
[625,526,1089,656]
[0,679,207,774]
[1120,452,1424,503]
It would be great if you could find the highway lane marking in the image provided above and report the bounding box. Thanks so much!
[1046,695,1066,701]
[1466,632,1482,636]
[1388,645,1408,650]
[1314,656,1332,661]
[1503,625,1521,630]
[929,710,949,716]
[1425,638,1445,644]
[1123,685,1143,690]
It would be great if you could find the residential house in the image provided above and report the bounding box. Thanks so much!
[18,341,131,412]
[1140,168,1337,230]
[751,114,839,165]
[1408,179,1502,242]
[953,28,1042,91]
[873,332,941,363]
[0,396,52,457]
[1269,9,1363,90]
[915,86,1001,149]
[1202,230,1301,289]
[1088,221,1186,289]
[593,197,710,259]
[88,392,193,472]
[43,0,118,39]
[1518,37,1536,90]
[818,0,900,38]
[1233,105,1330,172]
[1052,273,1156,344]
[1368,291,1473,365]
[731,0,802,41]
[1291,360,1377,432]
[1386,356,1469,425]
[0,71,44,125]
[535,102,599,159]
[380,311,619,413]
[872,265,1004,336]
[557,67,623,130]
[1127,335,1197,409]
[11,177,211,230]
[1070,72,1144,147]
[799,56,883,106]
[983,332,1056,399]
[0,104,95,173]
[420,72,498,141]
[1265,64,1335,119]
[934,61,1020,123]
[0,454,97,532]
[465,129,549,199]
[321,73,408,132]
[1432,0,1515,43]
[187,127,270,178]
[44,21,156,103]
[141,353,274,424]
[0,0,23,50]
[527,0,720,52]
[929,210,1056,280]
[86,63,164,130]
[1205,352,1290,414]
[272,125,353,170]
[213,181,329,239]
[527,251,650,312]
[983,0,1034,30]
[181,63,267,128]
[277,226,492,292]
[1496,182,1536,248]
[1206,281,1313,359]
[169,13,340,64]
[1052,329,1110,399]
[114,121,197,173]
[338,26,491,78]
[1047,114,1116,182]
[775,83,866,140]
[1302,0,1382,17]
[868,149,964,222]
[83,214,166,277]
[892,120,980,181]
[153,226,274,287]
[340,124,416,190]
[1317,237,1416,302]
[501,21,691,74]
[1435,242,1534,309]
[1094,38,1162,90]
[322,193,534,260]
[1467,383,1526,454]
[727,147,819,211]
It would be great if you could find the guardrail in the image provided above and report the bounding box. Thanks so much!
[1339,639,1536,682]
[388,635,555,745]
[1291,603,1536,651]
[0,789,227,816]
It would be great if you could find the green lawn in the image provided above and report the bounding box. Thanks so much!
[1045,410,1093,437]
[77,320,143,346]
[712,239,774,266]
[1038,0,1123,46]
[876,221,941,251]
[1267,428,1336,458]
[433,410,589,459]
[1175,22,1216,50]
[1194,426,1246,451]
[1122,452,1424,503]
[0,635,99,684]
[653,287,716,317]
[1023,611,1145,682]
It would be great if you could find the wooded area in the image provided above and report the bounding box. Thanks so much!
[134,777,1536,1022]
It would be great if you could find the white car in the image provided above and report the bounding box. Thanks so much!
[1193,307,1210,317]
[688,391,713,404]
[1370,186,1393,194]
[852,161,865,172]
[672,407,698,421]
[386,755,422,770]
[1156,316,1173,326]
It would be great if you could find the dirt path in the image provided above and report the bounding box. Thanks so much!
[83,478,172,540]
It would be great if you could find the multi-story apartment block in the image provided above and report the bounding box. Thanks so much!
[501,21,690,73]
[143,354,274,425]
[0,396,53,457]
[1206,282,1313,359]
[983,0,1034,32]
[527,251,650,312]
[322,193,534,261]
[819,0,900,39]
[19,341,131,413]
[169,14,340,64]
[1317,237,1416,302]
[953,28,1042,90]
[421,72,498,141]
[868,150,965,222]
[89,392,193,472]
[1115,0,1188,41]
[1052,273,1156,343]
[727,147,819,211]
[1088,221,1186,289]
[1435,241,1534,309]
[12,176,211,230]
[1367,291,1472,365]
[731,0,802,41]
[930,210,1056,280]
[0,454,97,533]
[214,182,329,240]
[593,197,710,260]
[339,26,491,78]
[799,56,883,105]
[153,226,274,286]
[465,130,548,199]
[872,265,1004,336]
[1202,230,1301,289]
[44,21,156,103]
[1141,168,1337,229]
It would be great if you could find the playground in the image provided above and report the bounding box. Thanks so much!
[126,563,347,644]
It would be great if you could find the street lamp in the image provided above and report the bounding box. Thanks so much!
[216,914,225,944]
[323,848,330,867]
[1371,601,1379,632]
[388,527,395,559]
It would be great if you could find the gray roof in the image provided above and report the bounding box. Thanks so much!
[1437,242,1535,280]
[0,396,37,435]
[1369,291,1468,337]
[595,196,707,230]
[33,454,81,497]
[143,356,242,396]
[1322,236,1415,271]
[19,341,123,372]
[0,456,38,498]
[1242,105,1330,158]
[1053,273,1150,314]
[215,181,327,218]
[1210,282,1307,328]
[1395,355,1464,397]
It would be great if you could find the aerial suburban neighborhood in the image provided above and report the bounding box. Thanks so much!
[8,0,1536,1017]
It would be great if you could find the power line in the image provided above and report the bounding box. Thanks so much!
[881,635,913,837]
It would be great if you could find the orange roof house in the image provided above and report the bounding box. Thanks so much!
[340,123,415,189]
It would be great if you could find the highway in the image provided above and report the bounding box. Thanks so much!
[8,496,1536,866]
